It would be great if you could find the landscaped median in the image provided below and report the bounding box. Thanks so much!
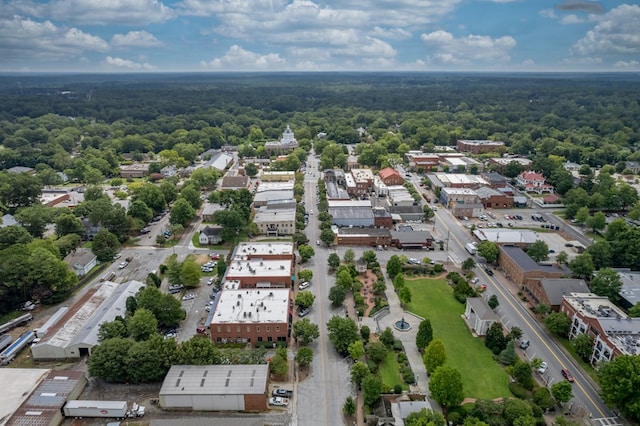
[405,277,512,399]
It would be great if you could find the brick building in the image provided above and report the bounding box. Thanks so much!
[378,167,404,186]
[336,228,391,246]
[475,186,513,209]
[457,139,505,154]
[499,246,565,288]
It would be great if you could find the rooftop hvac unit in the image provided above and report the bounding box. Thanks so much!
[237,301,240,306]
[248,312,252,317]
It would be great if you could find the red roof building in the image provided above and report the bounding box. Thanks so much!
[378,167,404,186]
[515,172,555,194]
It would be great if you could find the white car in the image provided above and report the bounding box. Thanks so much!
[182,293,196,301]
[118,261,128,269]
[537,361,548,374]
[309,210,313,215]
[299,281,310,290]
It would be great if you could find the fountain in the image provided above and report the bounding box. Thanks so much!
[394,316,411,332]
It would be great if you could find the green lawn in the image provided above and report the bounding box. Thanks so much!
[406,278,511,399]
[378,351,409,391]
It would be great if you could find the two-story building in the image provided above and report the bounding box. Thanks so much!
[378,167,404,186]
[457,139,505,154]
[516,172,555,194]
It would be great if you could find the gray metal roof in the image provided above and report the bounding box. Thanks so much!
[390,231,433,244]
[500,246,561,273]
[466,297,499,321]
[160,365,268,396]
[329,206,374,220]
[539,279,589,305]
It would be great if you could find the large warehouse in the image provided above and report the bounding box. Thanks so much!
[31,280,145,360]
[159,365,269,412]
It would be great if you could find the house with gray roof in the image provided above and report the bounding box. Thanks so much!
[64,249,98,277]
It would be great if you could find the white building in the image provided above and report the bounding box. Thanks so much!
[253,207,296,236]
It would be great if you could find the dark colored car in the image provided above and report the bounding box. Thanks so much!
[561,368,575,382]
[485,267,494,276]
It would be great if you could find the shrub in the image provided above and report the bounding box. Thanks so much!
[394,384,403,394]
[402,367,415,384]
[448,412,461,425]
[509,382,530,399]
[454,292,468,303]
[397,352,408,365]
[393,340,404,352]
[360,325,371,342]
[367,359,378,374]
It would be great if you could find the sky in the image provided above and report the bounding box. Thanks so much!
[0,0,638,73]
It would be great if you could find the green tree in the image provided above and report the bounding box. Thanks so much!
[363,250,377,265]
[551,380,574,404]
[398,285,412,306]
[488,295,499,310]
[92,228,121,262]
[386,255,402,278]
[98,318,128,341]
[599,355,640,420]
[15,204,56,238]
[527,240,549,263]
[320,228,335,246]
[362,374,383,406]
[298,269,313,282]
[343,396,356,416]
[589,268,622,302]
[575,206,590,224]
[586,211,607,232]
[179,184,202,210]
[127,308,158,341]
[429,365,464,414]
[556,251,569,265]
[344,248,355,263]
[569,253,594,280]
[326,315,360,356]
[0,225,33,249]
[328,285,347,306]
[88,337,132,383]
[295,346,314,367]
[462,257,476,272]
[415,319,433,351]
[512,360,534,389]
[485,322,507,354]
[628,302,640,317]
[293,318,320,346]
[298,244,315,262]
[160,181,178,205]
[423,339,447,374]
[350,361,370,387]
[498,340,517,365]
[170,197,196,226]
[180,260,201,288]
[244,163,258,177]
[348,340,365,361]
[179,337,220,365]
[55,213,84,237]
[544,312,571,337]
[571,333,594,361]
[328,253,340,269]
[477,240,500,264]
[295,290,315,309]
[533,387,556,412]
[366,341,388,364]
[125,339,168,383]
[405,409,446,426]
[136,286,185,328]
[128,200,154,224]
[190,167,220,190]
[503,398,533,425]
[134,184,166,213]
[269,349,289,378]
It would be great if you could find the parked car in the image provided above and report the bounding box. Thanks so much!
[182,293,196,301]
[519,339,530,349]
[561,368,575,382]
[299,281,310,290]
[139,227,150,234]
[169,284,184,293]
[118,261,129,269]
[272,388,293,398]
[299,307,310,317]
[113,253,122,260]
[207,278,215,286]
[210,253,221,260]
[537,361,548,374]
[268,396,289,407]
[408,258,420,265]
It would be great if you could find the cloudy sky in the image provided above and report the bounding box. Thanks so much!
[0,0,638,72]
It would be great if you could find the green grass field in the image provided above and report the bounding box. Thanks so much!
[406,278,511,399]
[378,351,409,391]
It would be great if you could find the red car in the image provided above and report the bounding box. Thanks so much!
[561,368,575,382]
[210,253,221,260]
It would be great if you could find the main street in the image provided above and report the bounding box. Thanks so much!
[295,153,352,426]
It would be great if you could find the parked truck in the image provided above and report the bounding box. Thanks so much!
[0,313,33,335]
[0,331,35,365]
[63,400,145,419]
[0,334,12,352]
[268,396,289,407]
[465,243,477,255]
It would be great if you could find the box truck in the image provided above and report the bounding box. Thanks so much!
[465,243,477,255]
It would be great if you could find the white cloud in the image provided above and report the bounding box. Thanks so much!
[420,30,516,65]
[105,56,156,70]
[571,4,640,56]
[111,31,164,48]
[0,15,108,62]
[201,45,286,70]
[614,60,640,69]
[8,0,175,25]
[562,56,603,64]
[560,14,584,24]
[369,26,412,40]
[539,8,557,19]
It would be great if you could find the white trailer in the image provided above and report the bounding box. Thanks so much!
[63,400,128,419]
[34,307,68,338]
[0,334,12,352]
[0,313,33,334]
[465,243,477,255]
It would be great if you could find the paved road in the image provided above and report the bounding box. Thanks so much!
[295,153,351,426]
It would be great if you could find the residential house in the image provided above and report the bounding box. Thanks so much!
[64,249,98,277]
[199,225,223,245]
[516,172,555,194]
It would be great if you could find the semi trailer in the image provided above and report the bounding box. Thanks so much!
[63,400,146,419]
[0,313,33,334]
[0,330,35,365]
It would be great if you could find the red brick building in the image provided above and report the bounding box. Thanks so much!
[378,167,404,186]
[457,139,505,154]
[499,246,564,288]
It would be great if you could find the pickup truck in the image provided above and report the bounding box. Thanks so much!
[268,396,289,407]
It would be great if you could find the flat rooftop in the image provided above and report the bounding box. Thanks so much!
[459,139,505,146]
[434,173,488,186]
[492,157,532,165]
[563,293,627,320]
[226,259,291,279]
[618,271,640,306]
[160,365,268,396]
[441,187,478,195]
[253,208,296,223]
[351,168,374,182]
[328,199,372,208]
[0,368,50,425]
[234,242,294,258]
[473,229,538,244]
[254,190,294,203]
[255,181,294,192]
[211,289,290,324]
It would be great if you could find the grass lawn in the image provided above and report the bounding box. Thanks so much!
[378,351,409,391]
[406,278,512,399]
